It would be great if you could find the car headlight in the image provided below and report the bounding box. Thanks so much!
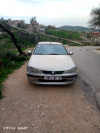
[64,67,77,73]
[27,66,41,73]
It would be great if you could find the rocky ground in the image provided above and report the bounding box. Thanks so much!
[0,64,100,133]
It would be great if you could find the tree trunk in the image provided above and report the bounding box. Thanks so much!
[0,23,25,56]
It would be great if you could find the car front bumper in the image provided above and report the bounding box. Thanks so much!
[27,72,78,85]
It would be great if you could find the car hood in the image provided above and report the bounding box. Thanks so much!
[28,55,76,71]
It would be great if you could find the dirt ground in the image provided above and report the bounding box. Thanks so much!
[0,64,100,133]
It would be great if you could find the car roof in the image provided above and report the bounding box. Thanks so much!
[37,42,63,45]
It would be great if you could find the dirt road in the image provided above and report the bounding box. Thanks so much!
[0,64,100,133]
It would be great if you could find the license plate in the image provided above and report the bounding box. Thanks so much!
[44,76,62,80]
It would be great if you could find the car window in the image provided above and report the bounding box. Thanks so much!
[33,44,68,55]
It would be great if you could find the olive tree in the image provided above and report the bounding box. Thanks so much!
[0,22,25,55]
[89,5,100,29]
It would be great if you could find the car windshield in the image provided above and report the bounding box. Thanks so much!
[33,44,68,55]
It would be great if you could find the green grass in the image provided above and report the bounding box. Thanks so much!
[45,28,83,42]
[12,49,18,53]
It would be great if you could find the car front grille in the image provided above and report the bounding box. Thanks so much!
[42,71,64,75]
[39,79,66,82]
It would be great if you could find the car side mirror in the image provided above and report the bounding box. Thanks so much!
[69,52,73,55]
[28,51,32,55]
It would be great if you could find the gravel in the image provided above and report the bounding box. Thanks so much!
[0,64,100,133]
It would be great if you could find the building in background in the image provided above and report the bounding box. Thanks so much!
[91,32,100,42]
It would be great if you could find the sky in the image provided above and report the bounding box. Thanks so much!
[0,0,99,27]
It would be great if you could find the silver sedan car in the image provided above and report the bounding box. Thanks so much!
[27,42,78,85]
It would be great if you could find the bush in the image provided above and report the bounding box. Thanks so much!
[0,47,8,58]
[5,51,18,61]
[0,50,27,62]
[16,56,27,61]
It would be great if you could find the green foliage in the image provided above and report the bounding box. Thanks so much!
[14,31,35,48]
[0,30,35,49]
[45,28,83,40]
[17,22,27,29]
[0,32,13,44]
[0,47,8,58]
[89,5,100,28]
[0,19,11,31]
[5,51,18,61]
[39,33,58,42]
[17,23,21,28]
[30,17,34,24]
[30,17,36,24]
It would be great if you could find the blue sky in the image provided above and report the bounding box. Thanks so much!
[0,0,99,27]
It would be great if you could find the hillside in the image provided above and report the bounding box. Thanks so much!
[45,28,83,39]
[58,25,91,32]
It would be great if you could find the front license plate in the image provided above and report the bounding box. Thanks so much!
[44,76,62,80]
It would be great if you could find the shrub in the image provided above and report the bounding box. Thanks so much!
[5,51,18,61]
[0,46,8,58]
[16,56,27,61]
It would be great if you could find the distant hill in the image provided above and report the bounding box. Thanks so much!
[58,25,91,32]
